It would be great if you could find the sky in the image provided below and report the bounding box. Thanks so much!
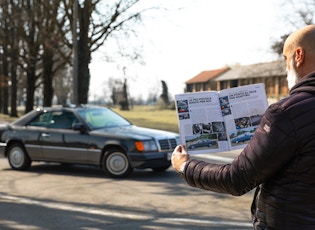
[89,0,294,103]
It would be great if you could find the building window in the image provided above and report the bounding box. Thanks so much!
[231,80,238,88]
[220,81,227,90]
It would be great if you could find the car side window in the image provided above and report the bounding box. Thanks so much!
[28,111,78,129]
[50,112,78,129]
[28,112,53,127]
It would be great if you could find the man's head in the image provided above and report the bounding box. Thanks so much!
[283,25,315,89]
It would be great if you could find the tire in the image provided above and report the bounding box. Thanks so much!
[8,143,31,170]
[102,148,133,178]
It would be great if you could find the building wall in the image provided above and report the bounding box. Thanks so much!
[187,75,288,103]
[216,76,288,102]
[186,80,218,92]
[185,60,288,104]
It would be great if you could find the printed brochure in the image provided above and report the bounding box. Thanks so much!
[175,83,268,154]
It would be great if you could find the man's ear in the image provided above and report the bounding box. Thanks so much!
[295,47,305,67]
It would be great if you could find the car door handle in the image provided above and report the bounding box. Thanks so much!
[41,133,51,138]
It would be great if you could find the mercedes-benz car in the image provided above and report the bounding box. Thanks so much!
[0,105,180,178]
[188,138,217,149]
[231,133,253,144]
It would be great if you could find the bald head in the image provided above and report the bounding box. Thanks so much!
[284,25,315,54]
[283,25,315,79]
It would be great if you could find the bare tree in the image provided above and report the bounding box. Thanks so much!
[0,0,11,115]
[39,0,71,107]
[8,0,21,117]
[62,0,153,104]
[271,0,315,56]
[6,0,71,112]
[17,0,44,113]
[0,1,67,114]
[160,80,169,106]
[271,34,290,57]
[0,0,158,115]
[54,66,72,105]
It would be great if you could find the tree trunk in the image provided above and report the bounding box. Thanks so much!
[1,80,9,115]
[77,45,90,104]
[43,72,53,107]
[9,17,19,117]
[1,1,9,115]
[1,57,9,115]
[10,66,18,117]
[25,70,36,113]
[43,50,54,107]
[77,1,91,104]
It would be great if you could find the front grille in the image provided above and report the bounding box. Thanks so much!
[158,139,177,150]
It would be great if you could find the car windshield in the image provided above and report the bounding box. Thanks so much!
[78,108,131,130]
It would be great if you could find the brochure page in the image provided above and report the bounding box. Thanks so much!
[219,83,268,150]
[175,91,230,154]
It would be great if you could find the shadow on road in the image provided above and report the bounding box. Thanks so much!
[0,192,253,230]
[0,159,253,230]
[1,162,252,199]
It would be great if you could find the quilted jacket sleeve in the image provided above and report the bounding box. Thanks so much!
[182,102,298,196]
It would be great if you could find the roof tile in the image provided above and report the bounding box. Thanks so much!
[185,67,230,84]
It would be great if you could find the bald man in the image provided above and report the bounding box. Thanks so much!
[172,25,315,229]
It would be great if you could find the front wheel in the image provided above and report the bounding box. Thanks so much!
[102,148,133,178]
[8,143,31,170]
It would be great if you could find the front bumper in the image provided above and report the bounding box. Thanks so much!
[128,151,172,169]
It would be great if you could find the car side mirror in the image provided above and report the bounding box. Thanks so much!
[72,123,87,133]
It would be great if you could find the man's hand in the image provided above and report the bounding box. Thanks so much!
[171,145,190,172]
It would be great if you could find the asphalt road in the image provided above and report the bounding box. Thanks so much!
[0,150,255,230]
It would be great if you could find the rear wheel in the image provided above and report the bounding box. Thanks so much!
[102,148,133,178]
[8,143,31,170]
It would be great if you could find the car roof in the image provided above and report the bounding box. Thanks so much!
[36,104,106,112]
[11,105,107,125]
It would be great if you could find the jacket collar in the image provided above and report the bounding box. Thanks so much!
[290,71,315,95]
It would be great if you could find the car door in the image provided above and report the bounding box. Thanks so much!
[35,111,90,163]
[12,125,45,159]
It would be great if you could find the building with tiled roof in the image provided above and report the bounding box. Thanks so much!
[185,60,287,102]
[185,67,230,92]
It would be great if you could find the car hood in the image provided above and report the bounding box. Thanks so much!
[91,125,179,140]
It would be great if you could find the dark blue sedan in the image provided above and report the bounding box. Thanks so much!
[0,105,180,178]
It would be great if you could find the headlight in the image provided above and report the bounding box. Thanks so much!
[135,140,157,152]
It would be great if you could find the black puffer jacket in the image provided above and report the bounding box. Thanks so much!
[182,71,315,229]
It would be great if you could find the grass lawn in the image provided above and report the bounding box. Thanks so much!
[112,105,179,134]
